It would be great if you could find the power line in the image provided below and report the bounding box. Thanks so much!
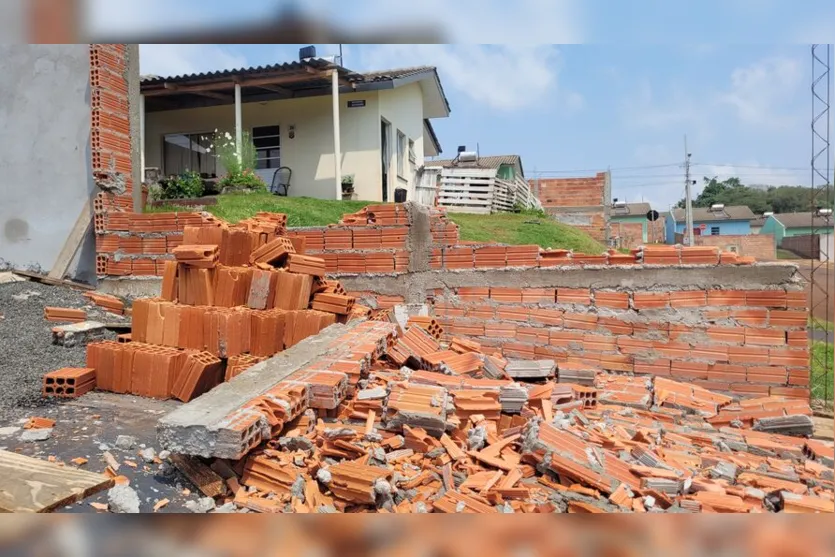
[531,163,681,174]
[692,163,807,171]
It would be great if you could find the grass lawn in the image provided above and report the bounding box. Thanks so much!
[776,248,804,260]
[449,212,606,253]
[147,193,372,228]
[811,341,834,407]
[148,194,607,252]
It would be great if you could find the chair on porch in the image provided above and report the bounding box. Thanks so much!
[269,167,292,196]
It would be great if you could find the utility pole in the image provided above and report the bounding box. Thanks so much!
[684,135,695,246]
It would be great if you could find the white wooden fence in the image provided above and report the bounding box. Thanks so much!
[415,167,541,214]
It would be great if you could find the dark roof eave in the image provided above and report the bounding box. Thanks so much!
[424,119,442,155]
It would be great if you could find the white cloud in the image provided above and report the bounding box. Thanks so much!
[695,163,807,188]
[359,44,574,111]
[717,56,802,127]
[620,80,702,131]
[139,44,248,78]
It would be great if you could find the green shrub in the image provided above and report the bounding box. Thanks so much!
[219,168,267,193]
[155,171,205,200]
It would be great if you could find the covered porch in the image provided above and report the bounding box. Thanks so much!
[140,58,359,200]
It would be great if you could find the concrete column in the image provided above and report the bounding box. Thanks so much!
[331,69,342,199]
[139,94,145,182]
[234,83,242,163]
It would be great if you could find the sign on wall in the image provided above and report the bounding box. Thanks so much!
[347,100,366,108]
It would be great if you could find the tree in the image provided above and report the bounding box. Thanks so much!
[675,177,834,213]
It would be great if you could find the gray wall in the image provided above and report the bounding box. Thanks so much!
[0,45,95,282]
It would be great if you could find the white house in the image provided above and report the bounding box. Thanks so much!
[140,52,449,202]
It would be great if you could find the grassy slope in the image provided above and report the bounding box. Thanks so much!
[148,194,606,252]
[811,341,834,406]
[449,212,606,253]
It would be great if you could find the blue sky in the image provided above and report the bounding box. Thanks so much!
[95,0,835,209]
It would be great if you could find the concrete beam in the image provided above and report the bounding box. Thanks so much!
[338,262,802,303]
[157,320,360,458]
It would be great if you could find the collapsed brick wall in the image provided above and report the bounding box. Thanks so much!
[694,234,776,261]
[529,172,609,242]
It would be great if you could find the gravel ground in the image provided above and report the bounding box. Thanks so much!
[0,280,120,422]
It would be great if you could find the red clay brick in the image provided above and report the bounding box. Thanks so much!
[770,386,810,399]
[549,330,584,347]
[746,365,787,384]
[653,341,690,359]
[728,346,769,365]
[670,361,708,381]
[496,306,530,322]
[457,287,489,301]
[529,308,563,327]
[707,363,746,383]
[729,383,770,396]
[520,288,556,304]
[617,337,653,355]
[594,291,629,310]
[690,344,729,362]
[490,287,523,303]
[669,290,707,308]
[484,322,518,338]
[600,354,634,372]
[582,333,617,353]
[769,347,809,367]
[768,310,807,328]
[632,292,669,310]
[633,358,671,376]
[744,328,786,346]
[563,313,598,331]
[745,290,787,308]
[785,291,807,309]
[731,309,768,326]
[557,288,591,305]
[706,327,745,344]
[706,290,746,306]
[597,317,633,336]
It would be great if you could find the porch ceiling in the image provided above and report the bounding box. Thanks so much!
[141,59,358,113]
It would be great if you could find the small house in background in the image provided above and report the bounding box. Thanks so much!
[749,212,771,234]
[610,201,652,248]
[761,211,833,245]
[424,154,525,181]
[418,153,539,213]
[665,205,755,244]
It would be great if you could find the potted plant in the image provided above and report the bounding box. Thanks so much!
[341,174,355,194]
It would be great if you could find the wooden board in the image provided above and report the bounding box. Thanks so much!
[12,270,95,291]
[170,454,228,498]
[0,450,113,513]
[49,199,94,280]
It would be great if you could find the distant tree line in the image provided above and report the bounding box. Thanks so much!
[676,177,835,214]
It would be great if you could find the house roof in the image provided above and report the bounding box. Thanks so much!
[670,205,756,222]
[771,212,834,229]
[425,155,524,177]
[140,60,451,118]
[611,202,651,217]
[423,119,442,156]
[750,216,768,227]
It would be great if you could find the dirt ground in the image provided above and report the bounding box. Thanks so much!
[793,259,834,324]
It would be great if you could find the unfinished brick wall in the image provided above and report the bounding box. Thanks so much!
[90,43,211,279]
[611,222,644,250]
[694,234,776,261]
[426,283,808,400]
[529,172,609,242]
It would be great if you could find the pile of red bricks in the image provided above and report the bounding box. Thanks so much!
[46,211,373,401]
[181,318,832,513]
[428,285,810,400]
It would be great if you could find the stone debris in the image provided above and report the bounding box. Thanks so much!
[108,485,140,513]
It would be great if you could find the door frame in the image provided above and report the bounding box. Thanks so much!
[381,118,392,202]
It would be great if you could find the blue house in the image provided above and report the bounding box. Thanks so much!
[665,205,755,244]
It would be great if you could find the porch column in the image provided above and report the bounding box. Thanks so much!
[331,69,342,199]
[139,94,145,182]
[234,83,243,163]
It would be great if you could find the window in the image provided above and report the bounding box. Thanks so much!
[253,125,280,169]
[163,133,216,177]
[408,138,416,164]
[710,226,720,235]
[497,164,515,180]
[397,130,407,178]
